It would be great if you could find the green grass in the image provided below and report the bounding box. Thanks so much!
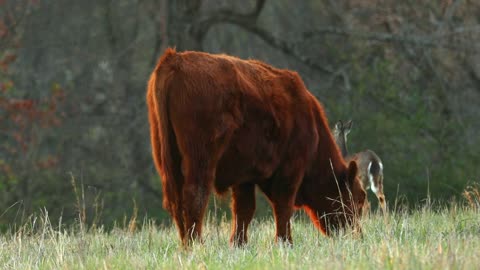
[1,202,479,270]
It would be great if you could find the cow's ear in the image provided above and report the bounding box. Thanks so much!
[347,161,358,185]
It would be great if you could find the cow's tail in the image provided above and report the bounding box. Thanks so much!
[147,48,181,214]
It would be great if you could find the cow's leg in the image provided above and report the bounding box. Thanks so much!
[162,174,186,242]
[230,183,256,246]
[260,174,302,245]
[169,178,186,242]
[270,192,296,244]
[168,139,188,242]
[170,104,235,246]
[181,158,214,245]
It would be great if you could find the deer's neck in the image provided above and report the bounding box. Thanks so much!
[335,135,349,157]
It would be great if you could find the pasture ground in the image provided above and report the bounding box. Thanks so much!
[1,200,479,270]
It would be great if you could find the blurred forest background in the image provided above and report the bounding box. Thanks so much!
[1,0,479,229]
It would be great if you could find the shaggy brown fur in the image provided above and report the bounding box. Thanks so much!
[147,48,366,246]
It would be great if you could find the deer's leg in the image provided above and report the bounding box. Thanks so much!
[230,183,256,246]
[373,174,386,214]
[377,193,386,214]
[362,197,371,215]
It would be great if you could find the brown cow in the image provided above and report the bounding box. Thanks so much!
[147,48,366,246]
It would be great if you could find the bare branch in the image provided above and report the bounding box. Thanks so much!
[184,0,202,16]
[303,26,480,52]
[0,0,32,51]
[252,0,266,17]
[443,0,464,21]
[232,23,334,74]
[462,58,480,95]
[191,0,333,74]
[193,0,265,39]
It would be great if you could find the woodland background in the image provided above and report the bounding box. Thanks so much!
[1,0,479,229]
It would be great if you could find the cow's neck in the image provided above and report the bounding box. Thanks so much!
[295,96,347,207]
[311,99,346,178]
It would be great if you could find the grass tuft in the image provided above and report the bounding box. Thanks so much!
[463,183,480,210]
[1,201,479,269]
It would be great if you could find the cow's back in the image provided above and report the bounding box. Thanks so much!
[159,51,318,193]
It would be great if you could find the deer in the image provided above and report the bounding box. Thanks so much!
[333,120,386,213]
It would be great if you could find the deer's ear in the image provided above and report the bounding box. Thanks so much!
[347,161,358,185]
[344,120,353,134]
[345,120,353,129]
[334,121,343,131]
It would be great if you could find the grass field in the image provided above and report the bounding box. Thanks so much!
[1,198,479,269]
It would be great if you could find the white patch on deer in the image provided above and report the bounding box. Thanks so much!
[378,161,384,172]
[368,162,378,194]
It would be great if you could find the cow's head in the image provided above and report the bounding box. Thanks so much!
[303,160,366,235]
[324,161,365,234]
